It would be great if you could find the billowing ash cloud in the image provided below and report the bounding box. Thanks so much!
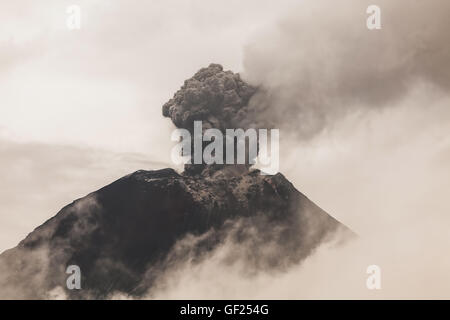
[162,63,257,132]
[242,0,450,140]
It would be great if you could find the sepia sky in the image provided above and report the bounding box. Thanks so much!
[0,0,298,250]
[1,0,450,298]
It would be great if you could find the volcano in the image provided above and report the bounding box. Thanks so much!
[0,64,351,299]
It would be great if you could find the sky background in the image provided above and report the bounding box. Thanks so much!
[1,0,450,298]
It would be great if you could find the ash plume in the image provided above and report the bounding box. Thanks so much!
[162,63,258,133]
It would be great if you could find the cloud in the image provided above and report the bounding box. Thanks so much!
[147,223,450,299]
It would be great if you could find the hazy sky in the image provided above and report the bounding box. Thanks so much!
[1,0,450,298]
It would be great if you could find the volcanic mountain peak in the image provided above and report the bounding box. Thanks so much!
[0,64,351,299]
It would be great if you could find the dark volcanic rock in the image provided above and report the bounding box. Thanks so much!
[0,167,348,299]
